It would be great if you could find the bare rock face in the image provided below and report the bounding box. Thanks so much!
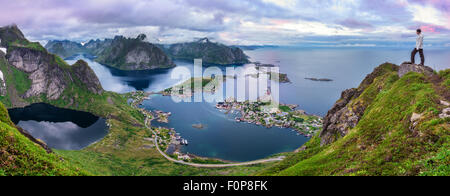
[6,48,104,100]
[7,47,67,100]
[398,62,434,77]
[1,25,105,101]
[125,48,150,67]
[320,88,359,145]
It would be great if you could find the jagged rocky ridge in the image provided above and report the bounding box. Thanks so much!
[320,63,400,145]
[166,38,250,65]
[45,40,85,59]
[93,35,175,70]
[0,25,103,104]
[46,34,175,71]
[320,62,444,145]
[46,37,251,69]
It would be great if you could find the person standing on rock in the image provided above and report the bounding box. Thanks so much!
[411,29,425,65]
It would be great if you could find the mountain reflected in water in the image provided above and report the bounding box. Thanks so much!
[8,103,108,150]
[65,54,191,93]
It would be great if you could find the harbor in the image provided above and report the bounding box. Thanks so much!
[216,100,322,137]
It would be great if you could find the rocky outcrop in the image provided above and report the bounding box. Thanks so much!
[6,47,104,99]
[71,60,103,94]
[1,25,104,100]
[0,24,27,47]
[15,125,53,153]
[398,62,434,77]
[320,63,399,145]
[320,88,359,145]
[7,47,68,100]
[167,38,250,65]
[440,108,450,119]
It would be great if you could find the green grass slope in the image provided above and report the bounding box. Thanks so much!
[0,102,87,176]
[260,64,449,176]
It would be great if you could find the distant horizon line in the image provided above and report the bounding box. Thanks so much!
[38,39,450,49]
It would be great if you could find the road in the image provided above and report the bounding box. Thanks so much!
[142,110,284,168]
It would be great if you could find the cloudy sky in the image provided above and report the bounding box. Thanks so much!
[0,0,449,47]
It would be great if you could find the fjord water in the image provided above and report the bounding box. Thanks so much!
[8,103,108,150]
[66,47,449,161]
[65,55,192,93]
[144,94,309,161]
[67,47,450,116]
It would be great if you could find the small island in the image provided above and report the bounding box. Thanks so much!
[305,77,333,82]
[252,62,276,67]
[253,63,291,83]
[192,123,205,129]
[161,77,220,97]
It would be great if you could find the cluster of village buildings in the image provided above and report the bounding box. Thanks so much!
[216,101,322,137]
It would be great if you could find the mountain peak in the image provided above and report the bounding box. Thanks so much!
[398,62,434,78]
[197,37,210,43]
[137,34,147,41]
[0,24,26,47]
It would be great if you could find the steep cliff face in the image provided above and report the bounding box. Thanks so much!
[46,35,175,71]
[260,62,449,176]
[0,25,103,104]
[93,35,175,70]
[7,47,68,100]
[167,38,250,65]
[320,63,399,145]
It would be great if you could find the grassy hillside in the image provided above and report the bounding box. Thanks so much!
[0,102,87,176]
[260,64,449,176]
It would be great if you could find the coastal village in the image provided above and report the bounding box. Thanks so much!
[129,91,193,161]
[130,80,323,163]
[215,100,323,137]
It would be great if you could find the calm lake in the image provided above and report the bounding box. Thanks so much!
[64,47,449,161]
[8,103,108,150]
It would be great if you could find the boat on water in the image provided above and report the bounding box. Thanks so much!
[181,139,188,145]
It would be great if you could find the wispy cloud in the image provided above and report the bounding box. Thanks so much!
[0,0,449,46]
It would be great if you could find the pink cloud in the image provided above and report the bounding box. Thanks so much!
[420,25,440,33]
